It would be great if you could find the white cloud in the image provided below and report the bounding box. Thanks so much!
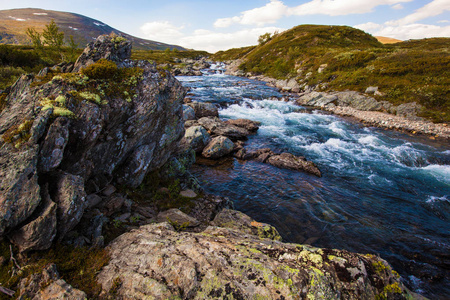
[438,20,450,23]
[391,4,404,10]
[214,0,287,28]
[140,21,184,44]
[289,0,412,16]
[388,0,450,25]
[180,27,284,53]
[374,23,450,40]
[214,0,413,28]
[355,22,383,32]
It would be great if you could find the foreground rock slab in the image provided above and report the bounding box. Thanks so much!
[98,222,419,300]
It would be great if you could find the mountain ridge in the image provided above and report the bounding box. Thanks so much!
[0,8,185,51]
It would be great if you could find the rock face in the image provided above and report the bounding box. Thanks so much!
[0,34,185,250]
[98,222,417,300]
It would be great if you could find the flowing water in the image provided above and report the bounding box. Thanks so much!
[177,64,450,298]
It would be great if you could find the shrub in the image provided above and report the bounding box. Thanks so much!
[81,59,118,80]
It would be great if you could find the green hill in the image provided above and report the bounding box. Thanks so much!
[0,8,185,51]
[213,25,450,122]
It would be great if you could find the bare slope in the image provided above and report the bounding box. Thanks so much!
[0,8,185,51]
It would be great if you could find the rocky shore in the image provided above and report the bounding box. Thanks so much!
[224,62,450,140]
[0,36,426,299]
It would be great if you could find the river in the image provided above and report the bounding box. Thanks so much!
[177,64,450,299]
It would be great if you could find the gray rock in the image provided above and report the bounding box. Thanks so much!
[182,104,196,120]
[156,208,200,227]
[224,118,260,132]
[396,102,423,120]
[9,186,57,252]
[267,153,322,177]
[184,126,211,152]
[72,34,131,72]
[212,209,282,241]
[197,117,250,140]
[19,263,86,300]
[53,173,87,240]
[318,64,328,73]
[180,189,197,198]
[86,194,102,208]
[97,222,417,300]
[187,102,219,118]
[38,117,70,173]
[365,86,379,94]
[336,91,382,111]
[0,144,41,236]
[202,136,235,159]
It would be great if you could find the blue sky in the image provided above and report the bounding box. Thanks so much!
[0,0,449,52]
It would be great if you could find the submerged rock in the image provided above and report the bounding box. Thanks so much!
[267,153,322,177]
[98,222,418,300]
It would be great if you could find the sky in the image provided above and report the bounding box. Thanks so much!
[0,0,449,52]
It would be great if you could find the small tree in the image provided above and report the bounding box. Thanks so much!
[26,27,43,53]
[42,20,64,51]
[258,32,272,45]
[67,35,79,61]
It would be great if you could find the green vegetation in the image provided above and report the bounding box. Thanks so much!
[131,49,209,65]
[0,240,109,299]
[212,25,450,122]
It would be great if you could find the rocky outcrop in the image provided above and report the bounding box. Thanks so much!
[0,34,185,250]
[72,34,131,72]
[19,263,86,300]
[97,221,418,300]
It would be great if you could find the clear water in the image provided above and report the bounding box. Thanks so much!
[177,65,450,298]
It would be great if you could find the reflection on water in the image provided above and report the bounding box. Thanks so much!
[178,66,450,299]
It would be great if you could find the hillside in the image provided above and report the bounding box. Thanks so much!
[0,8,185,51]
[375,36,402,44]
[212,25,450,122]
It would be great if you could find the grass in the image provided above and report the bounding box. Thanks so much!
[212,25,450,122]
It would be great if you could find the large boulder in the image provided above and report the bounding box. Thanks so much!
[202,136,235,159]
[97,222,418,300]
[0,34,186,249]
[184,125,211,152]
[336,91,382,111]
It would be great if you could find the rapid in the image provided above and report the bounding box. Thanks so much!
[177,64,450,298]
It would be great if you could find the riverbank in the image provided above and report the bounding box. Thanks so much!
[224,63,450,140]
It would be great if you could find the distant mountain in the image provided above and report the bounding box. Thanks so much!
[375,36,402,44]
[0,8,185,51]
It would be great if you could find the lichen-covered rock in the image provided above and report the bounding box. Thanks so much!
[212,208,282,241]
[184,125,211,152]
[267,152,322,177]
[97,222,418,300]
[72,33,131,72]
[336,91,382,111]
[396,102,423,120]
[202,136,235,159]
[19,263,86,300]
[187,101,219,118]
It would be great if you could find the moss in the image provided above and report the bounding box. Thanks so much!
[39,96,75,119]
[77,91,102,105]
[371,261,388,274]
[375,282,403,300]
[2,118,34,148]
[0,91,8,113]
